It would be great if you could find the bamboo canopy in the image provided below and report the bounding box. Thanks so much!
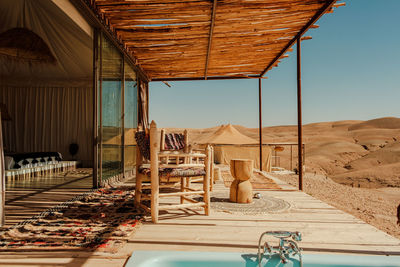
[87,0,343,81]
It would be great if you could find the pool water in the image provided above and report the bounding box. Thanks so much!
[126,251,400,267]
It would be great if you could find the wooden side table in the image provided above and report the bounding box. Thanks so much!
[229,159,253,203]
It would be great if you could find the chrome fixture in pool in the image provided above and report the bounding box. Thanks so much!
[258,231,302,267]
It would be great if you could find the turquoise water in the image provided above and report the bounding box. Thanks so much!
[126,251,400,267]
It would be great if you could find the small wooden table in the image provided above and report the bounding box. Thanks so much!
[229,159,253,203]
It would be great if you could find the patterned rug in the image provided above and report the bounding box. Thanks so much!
[197,191,290,215]
[0,187,143,253]
[222,170,281,190]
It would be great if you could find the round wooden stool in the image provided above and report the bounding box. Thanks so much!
[229,159,253,203]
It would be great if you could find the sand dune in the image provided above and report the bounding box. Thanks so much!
[179,117,400,189]
[349,117,400,130]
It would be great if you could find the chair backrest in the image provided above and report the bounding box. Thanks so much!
[160,129,189,153]
[135,122,193,166]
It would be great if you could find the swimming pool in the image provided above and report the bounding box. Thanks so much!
[126,250,400,267]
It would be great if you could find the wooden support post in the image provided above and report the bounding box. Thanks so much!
[290,145,293,171]
[204,145,211,215]
[98,31,103,186]
[150,121,159,223]
[258,78,263,171]
[183,129,189,153]
[134,148,143,204]
[303,144,306,173]
[160,129,165,151]
[210,145,214,191]
[121,56,126,178]
[93,28,99,189]
[297,38,303,191]
[0,113,5,226]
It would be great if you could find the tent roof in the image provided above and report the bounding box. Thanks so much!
[88,0,341,81]
[197,124,258,144]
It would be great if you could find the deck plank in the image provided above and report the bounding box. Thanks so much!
[124,178,400,255]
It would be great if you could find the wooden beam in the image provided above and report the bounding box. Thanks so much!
[260,0,337,77]
[204,0,217,80]
[151,75,260,82]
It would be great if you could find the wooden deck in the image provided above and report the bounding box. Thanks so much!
[4,169,93,226]
[122,179,400,256]
[0,172,399,267]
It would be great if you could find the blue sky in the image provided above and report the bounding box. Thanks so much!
[149,0,400,128]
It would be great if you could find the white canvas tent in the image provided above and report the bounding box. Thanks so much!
[0,0,94,166]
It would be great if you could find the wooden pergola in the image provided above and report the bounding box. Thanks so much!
[88,0,343,191]
[83,0,344,81]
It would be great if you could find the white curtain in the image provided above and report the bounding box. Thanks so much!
[0,86,93,166]
[0,115,5,226]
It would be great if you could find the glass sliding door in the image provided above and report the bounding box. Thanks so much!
[100,34,123,181]
[94,30,141,185]
[124,62,138,172]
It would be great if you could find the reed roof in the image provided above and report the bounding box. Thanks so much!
[90,0,342,81]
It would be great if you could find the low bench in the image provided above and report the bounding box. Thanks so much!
[5,161,77,180]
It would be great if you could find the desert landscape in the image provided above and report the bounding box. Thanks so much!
[171,117,400,239]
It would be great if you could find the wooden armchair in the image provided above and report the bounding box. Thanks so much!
[135,121,211,223]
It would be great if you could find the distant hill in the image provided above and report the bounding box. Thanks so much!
[349,117,400,131]
[175,117,400,188]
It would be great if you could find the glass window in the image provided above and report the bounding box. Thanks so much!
[100,34,123,181]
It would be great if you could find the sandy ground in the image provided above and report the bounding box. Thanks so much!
[274,172,400,239]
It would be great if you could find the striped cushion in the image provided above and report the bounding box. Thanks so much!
[164,133,185,150]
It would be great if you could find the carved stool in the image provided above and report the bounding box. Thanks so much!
[229,159,253,203]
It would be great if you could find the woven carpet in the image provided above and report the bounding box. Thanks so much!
[197,190,290,215]
[0,187,143,253]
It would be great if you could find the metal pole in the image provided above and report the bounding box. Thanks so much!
[0,113,5,226]
[258,78,263,171]
[297,38,303,191]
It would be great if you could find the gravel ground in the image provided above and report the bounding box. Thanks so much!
[274,173,400,239]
